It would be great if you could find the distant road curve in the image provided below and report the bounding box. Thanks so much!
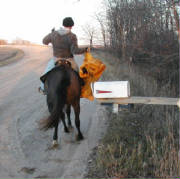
[0,45,24,66]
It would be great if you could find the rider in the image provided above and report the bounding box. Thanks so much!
[39,17,88,94]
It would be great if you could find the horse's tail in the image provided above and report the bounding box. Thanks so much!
[39,74,69,131]
[39,99,61,131]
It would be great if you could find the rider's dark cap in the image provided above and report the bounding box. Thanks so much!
[63,17,74,27]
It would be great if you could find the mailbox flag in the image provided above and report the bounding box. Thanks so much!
[96,90,112,94]
[93,81,130,98]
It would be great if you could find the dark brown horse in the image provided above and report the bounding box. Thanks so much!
[39,60,83,147]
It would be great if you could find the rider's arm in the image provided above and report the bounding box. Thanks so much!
[42,33,51,45]
[70,34,87,55]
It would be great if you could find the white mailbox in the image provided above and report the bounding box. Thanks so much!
[92,81,130,98]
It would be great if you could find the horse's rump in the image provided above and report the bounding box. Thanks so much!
[40,65,81,130]
[66,70,81,104]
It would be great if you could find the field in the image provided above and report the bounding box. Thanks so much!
[0,46,24,66]
[85,50,179,178]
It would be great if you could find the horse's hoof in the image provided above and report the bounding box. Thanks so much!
[52,140,59,148]
[76,134,84,141]
[47,141,59,150]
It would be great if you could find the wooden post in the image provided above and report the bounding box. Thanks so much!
[113,103,119,113]
[97,96,180,108]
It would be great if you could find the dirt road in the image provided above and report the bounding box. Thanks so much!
[0,45,107,178]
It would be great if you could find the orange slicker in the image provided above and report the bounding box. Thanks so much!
[79,52,106,101]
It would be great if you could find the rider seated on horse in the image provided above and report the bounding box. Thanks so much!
[39,17,88,94]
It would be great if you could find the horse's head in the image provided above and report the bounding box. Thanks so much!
[55,60,71,68]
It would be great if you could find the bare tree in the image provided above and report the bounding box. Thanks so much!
[94,12,108,47]
[82,23,96,47]
[169,0,180,40]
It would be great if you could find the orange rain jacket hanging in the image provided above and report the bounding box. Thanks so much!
[79,52,106,101]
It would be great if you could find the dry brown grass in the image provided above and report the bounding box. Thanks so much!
[85,50,179,179]
[0,46,24,66]
[93,112,179,178]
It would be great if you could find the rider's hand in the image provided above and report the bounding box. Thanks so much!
[85,47,90,52]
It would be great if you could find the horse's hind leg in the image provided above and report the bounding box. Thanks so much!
[52,120,59,147]
[72,101,83,140]
[66,105,72,128]
[52,111,67,147]
[61,111,69,133]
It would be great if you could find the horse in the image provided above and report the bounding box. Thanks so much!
[39,60,84,147]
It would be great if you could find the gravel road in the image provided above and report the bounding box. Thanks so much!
[0,45,107,178]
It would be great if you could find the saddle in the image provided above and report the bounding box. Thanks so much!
[55,59,71,67]
[55,57,79,72]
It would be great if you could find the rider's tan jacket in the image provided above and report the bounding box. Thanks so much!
[43,27,87,58]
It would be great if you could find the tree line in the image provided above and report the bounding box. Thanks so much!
[83,0,179,60]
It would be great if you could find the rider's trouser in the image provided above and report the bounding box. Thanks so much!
[40,57,79,90]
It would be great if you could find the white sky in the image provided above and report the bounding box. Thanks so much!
[0,0,103,44]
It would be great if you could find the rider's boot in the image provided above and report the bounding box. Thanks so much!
[38,87,47,95]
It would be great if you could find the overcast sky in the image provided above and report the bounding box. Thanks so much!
[0,0,103,44]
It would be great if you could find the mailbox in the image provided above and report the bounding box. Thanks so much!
[92,81,130,98]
